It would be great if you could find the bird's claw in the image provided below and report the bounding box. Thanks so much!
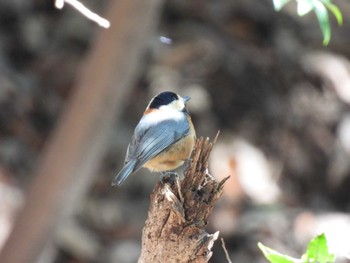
[160,171,179,185]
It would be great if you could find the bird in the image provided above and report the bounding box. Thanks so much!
[112,91,196,186]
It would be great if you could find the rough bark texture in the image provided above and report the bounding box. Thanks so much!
[139,135,229,263]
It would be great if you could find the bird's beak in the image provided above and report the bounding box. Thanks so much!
[183,96,191,103]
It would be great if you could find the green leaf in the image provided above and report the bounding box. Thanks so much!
[258,234,336,263]
[273,0,292,11]
[302,233,335,263]
[296,0,342,45]
[297,0,314,16]
[322,1,343,25]
[258,243,301,263]
[312,0,331,45]
[272,0,343,45]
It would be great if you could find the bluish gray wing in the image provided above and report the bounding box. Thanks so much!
[125,118,189,172]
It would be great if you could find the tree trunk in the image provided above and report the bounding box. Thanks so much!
[139,135,229,263]
[0,1,163,262]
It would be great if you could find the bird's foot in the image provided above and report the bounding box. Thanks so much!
[160,171,178,185]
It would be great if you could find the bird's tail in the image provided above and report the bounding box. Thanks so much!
[112,160,137,186]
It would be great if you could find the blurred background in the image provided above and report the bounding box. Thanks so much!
[0,0,350,262]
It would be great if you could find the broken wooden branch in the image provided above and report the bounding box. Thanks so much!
[139,135,230,263]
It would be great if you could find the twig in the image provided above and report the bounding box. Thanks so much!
[55,0,110,28]
[221,238,232,263]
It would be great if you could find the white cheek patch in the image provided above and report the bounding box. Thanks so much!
[161,100,185,111]
[173,100,185,111]
[141,109,184,126]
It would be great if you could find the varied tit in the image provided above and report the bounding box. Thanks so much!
[112,91,196,186]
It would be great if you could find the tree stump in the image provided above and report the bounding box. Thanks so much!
[138,135,229,263]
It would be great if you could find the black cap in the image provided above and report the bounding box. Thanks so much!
[148,91,179,109]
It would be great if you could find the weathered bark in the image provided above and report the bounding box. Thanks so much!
[139,135,229,263]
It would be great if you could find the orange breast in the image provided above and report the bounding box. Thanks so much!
[143,119,196,172]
